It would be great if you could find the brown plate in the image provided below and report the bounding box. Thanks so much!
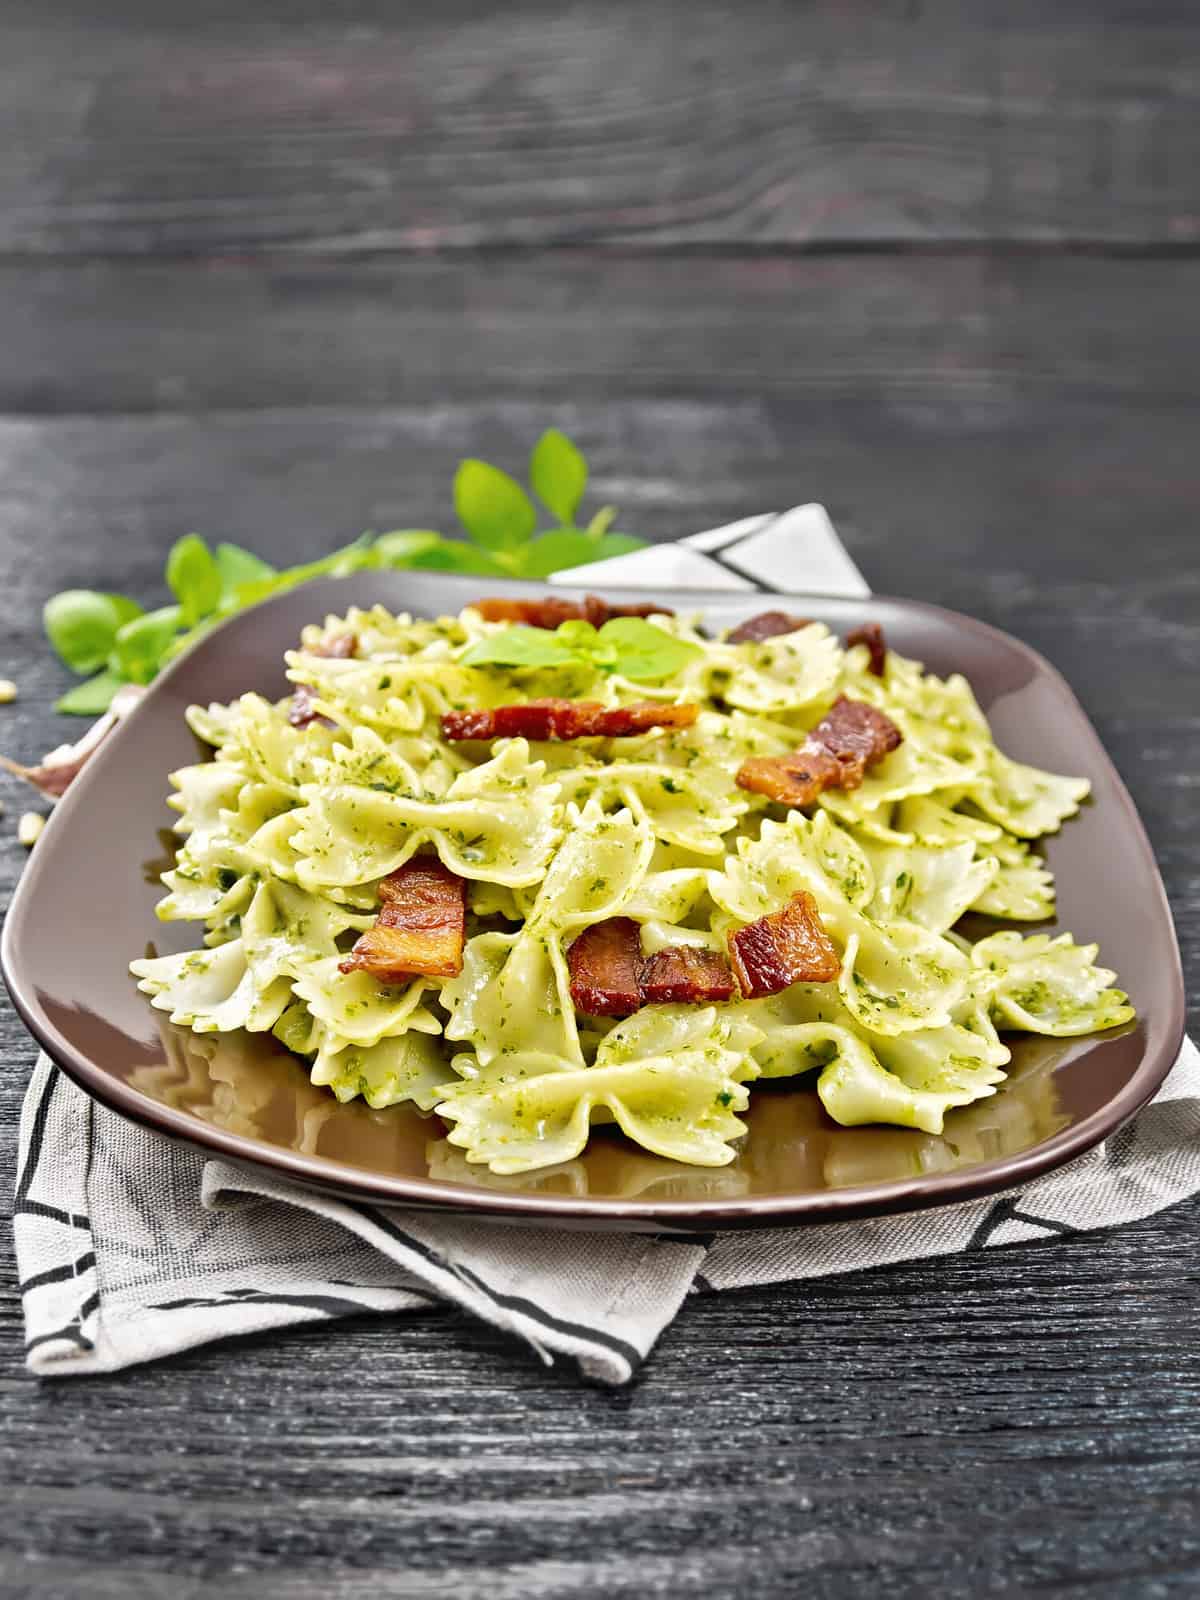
[1,573,1185,1230]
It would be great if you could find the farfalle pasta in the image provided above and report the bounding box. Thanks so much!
[132,600,1133,1173]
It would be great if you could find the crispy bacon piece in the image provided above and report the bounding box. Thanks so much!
[726,610,812,645]
[846,621,887,678]
[736,695,901,808]
[338,858,466,981]
[441,698,698,742]
[568,920,737,1015]
[813,695,901,777]
[289,631,358,729]
[736,746,844,809]
[288,684,324,729]
[472,594,673,629]
[639,946,736,1006]
[567,918,644,1018]
[727,891,841,998]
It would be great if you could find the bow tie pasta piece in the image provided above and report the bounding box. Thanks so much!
[305,725,428,796]
[621,867,720,956]
[814,1016,1008,1135]
[740,978,1009,1121]
[699,626,842,715]
[316,723,466,800]
[970,750,1091,839]
[167,760,247,845]
[185,699,242,750]
[710,812,880,932]
[839,926,969,1035]
[528,800,656,931]
[621,867,713,926]
[843,649,990,746]
[892,795,1003,848]
[442,927,584,1077]
[437,1006,761,1173]
[138,876,373,1033]
[287,650,508,736]
[555,760,747,857]
[711,814,970,1033]
[442,803,655,1075]
[970,931,1133,1035]
[158,784,301,922]
[334,604,471,659]
[740,976,1009,1133]
[618,708,798,770]
[291,960,441,1048]
[223,693,343,793]
[132,934,290,1035]
[818,741,982,834]
[862,839,999,933]
[469,880,535,922]
[292,738,562,890]
[969,834,1056,921]
[309,1028,453,1111]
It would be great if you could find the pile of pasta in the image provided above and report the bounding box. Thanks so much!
[132,602,1133,1174]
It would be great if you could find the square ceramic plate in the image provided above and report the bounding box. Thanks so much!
[1,573,1185,1230]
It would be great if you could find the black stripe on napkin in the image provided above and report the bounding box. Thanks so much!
[348,1203,646,1374]
[19,1251,96,1295]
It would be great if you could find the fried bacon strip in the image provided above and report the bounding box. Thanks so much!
[639,945,736,1005]
[472,595,673,629]
[567,917,644,1018]
[442,698,698,742]
[846,621,887,677]
[338,858,466,981]
[567,919,737,1015]
[736,695,902,809]
[726,891,841,998]
[726,610,812,645]
[289,631,358,729]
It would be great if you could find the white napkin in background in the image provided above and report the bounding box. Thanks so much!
[14,508,1200,1384]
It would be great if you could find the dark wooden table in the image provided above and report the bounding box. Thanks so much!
[1,3,1198,1594]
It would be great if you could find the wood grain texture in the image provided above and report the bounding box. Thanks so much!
[0,394,1196,1595]
[1,0,1198,256]
[1,251,1196,416]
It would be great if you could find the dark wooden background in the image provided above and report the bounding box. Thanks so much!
[1,2,1198,1594]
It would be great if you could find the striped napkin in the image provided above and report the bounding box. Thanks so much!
[14,507,1200,1384]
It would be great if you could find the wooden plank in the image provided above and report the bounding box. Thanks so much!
[1,0,1198,254]
[0,252,1195,416]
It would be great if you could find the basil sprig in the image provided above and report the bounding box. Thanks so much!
[43,429,645,713]
[461,617,701,683]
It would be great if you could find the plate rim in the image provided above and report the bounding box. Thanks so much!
[2,573,1186,1229]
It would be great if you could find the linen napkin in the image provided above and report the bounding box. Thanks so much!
[13,507,1200,1385]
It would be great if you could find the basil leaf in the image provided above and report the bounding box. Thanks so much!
[460,626,581,670]
[215,542,275,602]
[529,429,587,526]
[374,530,445,567]
[598,617,703,681]
[44,590,143,675]
[511,530,608,578]
[166,534,222,627]
[109,606,182,685]
[406,538,510,577]
[55,668,126,716]
[454,460,537,551]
